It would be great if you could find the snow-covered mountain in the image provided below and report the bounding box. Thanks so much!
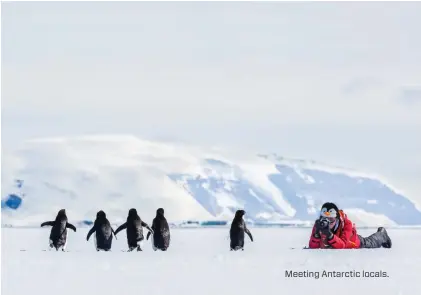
[2,135,421,227]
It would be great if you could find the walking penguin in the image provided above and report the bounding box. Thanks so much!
[114,208,154,251]
[40,209,76,251]
[229,209,253,251]
[146,208,170,251]
[86,210,117,251]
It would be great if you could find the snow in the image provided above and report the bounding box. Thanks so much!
[2,135,421,226]
[2,227,421,295]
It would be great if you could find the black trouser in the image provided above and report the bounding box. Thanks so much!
[358,228,391,248]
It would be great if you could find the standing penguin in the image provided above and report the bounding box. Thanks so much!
[114,208,153,251]
[40,209,77,251]
[229,210,253,251]
[86,210,116,251]
[146,208,170,251]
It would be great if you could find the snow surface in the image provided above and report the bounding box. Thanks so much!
[2,227,421,295]
[2,135,421,226]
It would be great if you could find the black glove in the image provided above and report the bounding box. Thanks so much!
[313,220,322,238]
[320,226,333,240]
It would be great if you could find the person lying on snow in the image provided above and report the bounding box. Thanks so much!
[309,202,392,249]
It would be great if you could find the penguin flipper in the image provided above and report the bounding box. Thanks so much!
[245,228,253,242]
[114,222,127,235]
[86,226,96,241]
[41,221,55,227]
[111,228,118,240]
[66,223,77,232]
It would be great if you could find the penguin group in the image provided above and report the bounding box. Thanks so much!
[41,208,253,252]
[41,207,174,252]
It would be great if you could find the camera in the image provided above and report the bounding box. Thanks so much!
[319,217,330,228]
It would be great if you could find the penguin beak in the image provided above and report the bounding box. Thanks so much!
[324,212,330,216]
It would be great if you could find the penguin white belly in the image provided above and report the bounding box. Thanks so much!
[151,235,157,251]
[94,235,97,250]
[48,239,54,251]
[61,238,67,251]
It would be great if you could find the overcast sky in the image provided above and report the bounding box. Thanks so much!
[2,2,421,203]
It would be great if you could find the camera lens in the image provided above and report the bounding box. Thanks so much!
[319,217,329,228]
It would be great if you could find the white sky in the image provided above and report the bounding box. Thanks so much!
[2,1,421,202]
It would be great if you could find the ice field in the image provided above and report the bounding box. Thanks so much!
[2,227,421,295]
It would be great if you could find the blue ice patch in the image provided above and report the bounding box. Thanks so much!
[1,194,22,210]
[82,220,93,225]
[15,179,24,188]
[201,220,228,226]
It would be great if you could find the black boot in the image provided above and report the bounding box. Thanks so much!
[359,227,392,249]
[378,227,392,248]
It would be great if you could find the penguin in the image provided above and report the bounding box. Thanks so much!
[40,209,76,251]
[229,209,253,251]
[146,208,170,251]
[114,208,153,251]
[86,210,117,251]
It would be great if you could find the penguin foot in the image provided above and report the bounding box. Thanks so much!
[136,246,142,252]
[230,246,244,251]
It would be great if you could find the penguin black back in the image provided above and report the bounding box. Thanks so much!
[229,210,253,251]
[86,210,115,251]
[127,208,143,241]
[40,209,76,251]
[115,208,153,251]
[53,209,68,242]
[147,208,170,251]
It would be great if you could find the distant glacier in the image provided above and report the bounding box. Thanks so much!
[2,135,421,226]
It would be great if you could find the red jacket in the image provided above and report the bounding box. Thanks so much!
[308,210,361,249]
